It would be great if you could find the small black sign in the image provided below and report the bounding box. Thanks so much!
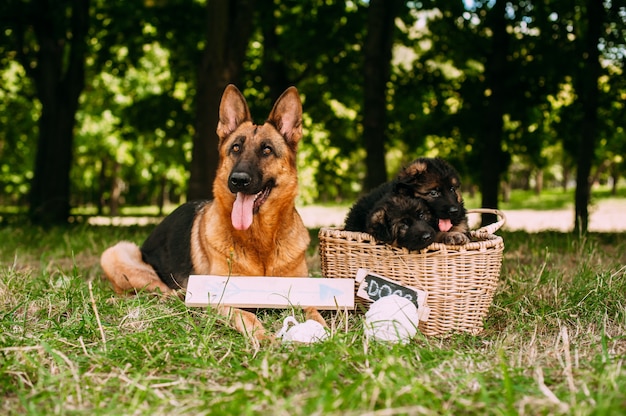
[356,270,421,308]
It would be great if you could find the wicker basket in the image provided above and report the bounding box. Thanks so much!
[319,209,506,337]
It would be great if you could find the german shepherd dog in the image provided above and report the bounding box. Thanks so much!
[344,183,438,251]
[100,85,325,342]
[395,157,470,245]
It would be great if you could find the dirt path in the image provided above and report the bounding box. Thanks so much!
[297,199,626,232]
[88,199,625,232]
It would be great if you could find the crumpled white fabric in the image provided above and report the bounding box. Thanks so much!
[364,295,420,344]
[276,316,329,344]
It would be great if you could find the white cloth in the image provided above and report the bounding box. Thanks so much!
[364,295,419,343]
[277,316,329,344]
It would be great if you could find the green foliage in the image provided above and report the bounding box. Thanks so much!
[0,61,37,204]
[1,225,626,414]
[0,0,625,209]
[74,40,193,208]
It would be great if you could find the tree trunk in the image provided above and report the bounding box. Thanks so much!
[574,0,603,234]
[534,169,543,195]
[260,2,289,102]
[109,161,122,216]
[500,180,511,203]
[362,0,401,192]
[157,176,166,216]
[27,0,89,224]
[480,0,508,226]
[562,163,570,191]
[610,166,618,196]
[97,156,108,216]
[187,0,254,201]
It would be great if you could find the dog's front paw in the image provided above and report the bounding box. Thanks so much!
[438,231,470,245]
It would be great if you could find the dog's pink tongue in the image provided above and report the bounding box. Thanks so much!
[439,219,453,232]
[232,192,255,230]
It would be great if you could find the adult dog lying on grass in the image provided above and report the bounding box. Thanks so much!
[101,84,325,342]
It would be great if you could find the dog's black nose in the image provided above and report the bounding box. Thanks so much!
[230,172,251,190]
[449,206,458,214]
[421,232,433,241]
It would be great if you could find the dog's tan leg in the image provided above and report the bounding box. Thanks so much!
[216,305,272,342]
[100,242,172,295]
[303,307,327,327]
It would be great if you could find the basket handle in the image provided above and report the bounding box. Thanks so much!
[467,209,506,237]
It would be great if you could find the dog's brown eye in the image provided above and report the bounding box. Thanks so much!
[429,190,440,198]
[231,144,241,153]
[262,145,273,156]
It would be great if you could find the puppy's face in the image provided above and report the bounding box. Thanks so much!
[395,158,466,231]
[366,195,437,251]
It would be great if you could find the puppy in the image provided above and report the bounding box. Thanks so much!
[395,157,470,245]
[344,182,438,251]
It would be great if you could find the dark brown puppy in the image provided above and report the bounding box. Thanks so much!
[100,84,324,342]
[344,182,438,251]
[395,157,470,245]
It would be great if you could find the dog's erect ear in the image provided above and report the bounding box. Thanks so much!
[267,87,303,147]
[217,84,252,141]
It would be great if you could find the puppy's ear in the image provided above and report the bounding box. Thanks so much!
[454,186,465,204]
[398,160,427,179]
[217,84,252,141]
[366,208,394,243]
[393,181,413,196]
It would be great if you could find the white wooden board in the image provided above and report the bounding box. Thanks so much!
[185,275,355,310]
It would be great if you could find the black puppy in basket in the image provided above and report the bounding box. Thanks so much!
[344,184,438,250]
[345,157,470,249]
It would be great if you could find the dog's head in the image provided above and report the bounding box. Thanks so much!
[394,157,466,232]
[214,85,302,230]
[366,194,437,251]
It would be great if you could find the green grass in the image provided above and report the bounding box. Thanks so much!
[1,224,626,415]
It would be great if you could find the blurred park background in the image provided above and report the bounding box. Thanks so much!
[1,0,624,232]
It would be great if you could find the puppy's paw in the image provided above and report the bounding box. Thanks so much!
[438,231,470,245]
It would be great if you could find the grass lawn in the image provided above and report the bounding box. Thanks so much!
[1,221,625,415]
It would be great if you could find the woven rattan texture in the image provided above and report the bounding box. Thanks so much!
[319,209,505,336]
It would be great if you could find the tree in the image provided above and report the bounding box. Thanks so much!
[2,0,624,217]
[251,0,369,201]
[574,0,605,234]
[478,0,508,225]
[3,0,89,224]
[362,0,403,191]
[187,0,254,201]
[407,1,529,223]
